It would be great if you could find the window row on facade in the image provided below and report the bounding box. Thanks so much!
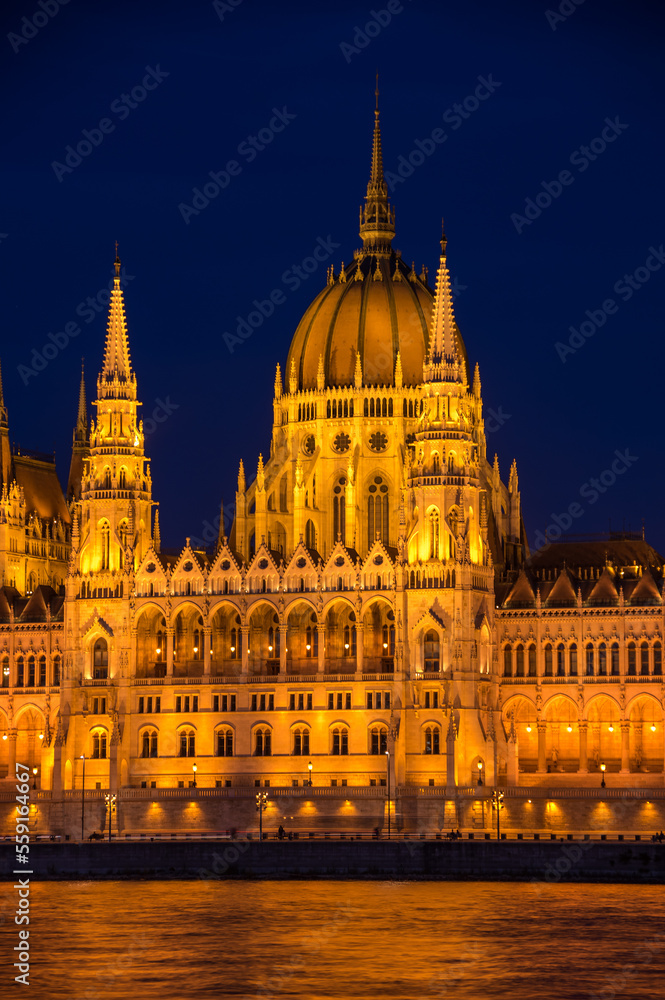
[503,640,663,678]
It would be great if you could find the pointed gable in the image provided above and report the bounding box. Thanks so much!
[135,545,169,597]
[246,542,280,594]
[544,568,577,606]
[629,568,661,606]
[171,540,206,596]
[587,567,619,605]
[503,569,536,608]
[284,541,319,592]
[209,540,243,595]
[322,540,358,592]
[361,538,394,590]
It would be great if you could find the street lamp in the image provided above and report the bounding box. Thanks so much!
[385,750,391,840]
[477,760,483,786]
[105,793,117,843]
[600,762,606,788]
[256,791,268,840]
[80,754,86,841]
[492,789,505,841]
[192,764,197,788]
[307,760,313,787]
[32,767,38,790]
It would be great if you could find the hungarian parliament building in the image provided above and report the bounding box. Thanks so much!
[1,104,663,837]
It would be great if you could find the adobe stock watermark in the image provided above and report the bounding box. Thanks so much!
[142,397,179,440]
[212,0,244,23]
[8,0,70,54]
[588,935,665,1000]
[17,266,136,386]
[339,1,413,63]
[555,245,665,363]
[51,65,170,182]
[531,449,638,553]
[511,116,629,234]
[546,0,586,31]
[385,75,501,192]
[178,107,297,224]
[223,235,339,353]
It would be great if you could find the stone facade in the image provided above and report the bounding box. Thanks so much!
[0,107,663,837]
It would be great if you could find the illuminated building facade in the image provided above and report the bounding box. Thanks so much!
[0,106,663,836]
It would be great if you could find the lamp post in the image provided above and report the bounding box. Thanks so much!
[477,760,483,786]
[492,789,505,840]
[80,754,86,841]
[600,762,606,788]
[32,767,38,790]
[256,791,268,840]
[385,750,391,840]
[192,764,197,788]
[105,793,116,843]
[307,760,313,787]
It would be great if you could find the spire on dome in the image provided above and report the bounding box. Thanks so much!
[99,248,135,398]
[358,77,395,254]
[75,363,87,441]
[423,223,464,384]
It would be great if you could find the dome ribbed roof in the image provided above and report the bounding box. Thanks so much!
[285,98,467,391]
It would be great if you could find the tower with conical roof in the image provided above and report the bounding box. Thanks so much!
[67,364,89,501]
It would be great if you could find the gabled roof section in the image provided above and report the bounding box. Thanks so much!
[543,568,577,606]
[81,611,114,638]
[323,540,359,576]
[19,585,57,622]
[411,608,446,634]
[13,455,70,523]
[136,545,169,583]
[171,541,206,580]
[247,542,280,576]
[503,570,536,608]
[210,541,242,576]
[587,567,619,605]
[284,541,319,577]
[361,537,395,572]
[629,568,661,606]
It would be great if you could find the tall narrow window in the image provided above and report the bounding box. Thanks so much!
[585,644,594,677]
[610,643,620,675]
[305,519,316,550]
[556,644,565,676]
[93,639,108,679]
[428,509,440,559]
[370,727,387,754]
[424,631,440,673]
[598,643,607,676]
[100,521,110,570]
[627,642,636,675]
[217,729,233,756]
[516,645,525,677]
[528,644,537,677]
[544,644,553,677]
[367,477,389,545]
[503,646,512,678]
[333,477,346,544]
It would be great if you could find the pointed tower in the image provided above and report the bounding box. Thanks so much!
[76,252,154,576]
[423,224,465,384]
[0,358,11,489]
[358,78,395,254]
[67,364,89,500]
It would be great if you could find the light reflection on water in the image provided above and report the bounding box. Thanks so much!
[21,881,665,999]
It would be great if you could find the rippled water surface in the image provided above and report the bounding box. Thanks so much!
[7,881,665,999]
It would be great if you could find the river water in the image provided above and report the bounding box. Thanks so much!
[5,881,665,999]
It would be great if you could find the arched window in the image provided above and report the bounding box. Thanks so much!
[528,644,537,677]
[217,728,233,756]
[102,467,111,489]
[179,729,196,757]
[516,645,525,677]
[92,731,107,759]
[331,727,348,755]
[254,727,272,756]
[424,631,440,673]
[654,642,662,676]
[428,508,440,559]
[585,644,594,676]
[367,476,389,545]
[16,656,24,687]
[370,726,388,754]
[556,644,565,677]
[100,520,110,570]
[305,519,316,550]
[93,638,108,679]
[382,623,395,656]
[141,731,158,757]
[305,625,318,658]
[118,467,127,489]
[627,642,636,675]
[343,624,356,657]
[1,655,9,688]
[268,625,280,659]
[610,642,620,675]
[432,453,441,475]
[333,476,346,544]
[503,646,512,678]
[569,643,578,676]
[38,655,46,687]
[292,727,310,755]
[230,627,242,659]
[598,643,607,676]
[544,644,553,677]
[27,656,35,687]
[640,641,650,675]
[424,726,440,755]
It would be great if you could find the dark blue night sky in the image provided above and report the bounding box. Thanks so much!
[1,0,663,554]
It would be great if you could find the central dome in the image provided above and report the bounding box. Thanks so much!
[287,254,438,389]
[285,102,467,390]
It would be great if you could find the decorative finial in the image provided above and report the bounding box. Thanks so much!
[114,241,121,278]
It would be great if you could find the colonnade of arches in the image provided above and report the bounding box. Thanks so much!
[133,598,397,678]
[503,694,665,773]
[503,639,663,679]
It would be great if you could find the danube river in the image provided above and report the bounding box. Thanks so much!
[7,881,665,999]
